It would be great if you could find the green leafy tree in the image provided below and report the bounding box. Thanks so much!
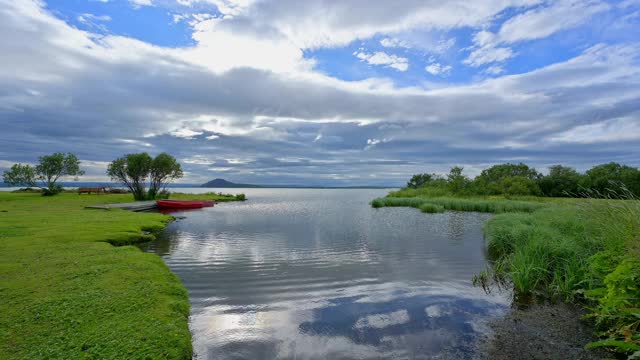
[583,162,640,197]
[107,153,183,200]
[500,176,542,196]
[107,153,153,201]
[2,153,84,195]
[149,153,184,199]
[446,166,470,194]
[472,163,541,195]
[538,165,584,197]
[477,163,541,183]
[2,164,36,188]
[406,173,435,189]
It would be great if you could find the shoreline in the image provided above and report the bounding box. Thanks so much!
[477,302,608,360]
[0,192,242,359]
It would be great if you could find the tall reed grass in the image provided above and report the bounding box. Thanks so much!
[484,196,640,356]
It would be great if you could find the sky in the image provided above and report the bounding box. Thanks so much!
[0,0,639,186]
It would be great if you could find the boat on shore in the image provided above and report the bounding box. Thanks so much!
[156,200,215,209]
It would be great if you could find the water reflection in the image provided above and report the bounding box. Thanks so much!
[141,188,509,359]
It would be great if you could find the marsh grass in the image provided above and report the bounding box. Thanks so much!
[371,196,544,214]
[483,196,640,355]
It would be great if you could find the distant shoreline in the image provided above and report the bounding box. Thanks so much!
[0,182,397,190]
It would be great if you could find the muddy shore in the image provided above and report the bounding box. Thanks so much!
[476,302,611,360]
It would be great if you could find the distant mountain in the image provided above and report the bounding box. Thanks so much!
[200,178,263,188]
[200,178,395,188]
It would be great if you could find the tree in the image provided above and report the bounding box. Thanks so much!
[107,153,152,201]
[583,162,640,197]
[446,166,470,193]
[2,164,36,188]
[149,153,183,199]
[477,163,541,183]
[107,153,183,200]
[472,163,541,195]
[538,165,583,197]
[2,153,84,195]
[406,173,434,189]
[500,176,542,196]
[37,153,84,194]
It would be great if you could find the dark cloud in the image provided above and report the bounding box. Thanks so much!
[0,1,638,186]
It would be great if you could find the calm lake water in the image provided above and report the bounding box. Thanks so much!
[140,188,509,359]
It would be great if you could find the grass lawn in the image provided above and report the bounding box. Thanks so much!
[0,191,242,359]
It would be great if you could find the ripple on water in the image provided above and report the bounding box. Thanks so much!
[141,188,509,360]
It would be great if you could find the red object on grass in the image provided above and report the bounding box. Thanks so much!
[156,200,215,209]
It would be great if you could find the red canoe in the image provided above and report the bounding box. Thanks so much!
[156,200,215,209]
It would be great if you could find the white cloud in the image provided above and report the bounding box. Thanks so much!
[354,51,409,71]
[365,138,392,150]
[550,117,640,144]
[380,37,411,48]
[464,46,513,67]
[176,0,256,16]
[464,0,609,67]
[196,0,543,49]
[425,62,452,76]
[498,0,610,44]
[129,0,153,8]
[169,128,204,139]
[484,65,504,75]
[180,16,312,73]
[77,14,111,23]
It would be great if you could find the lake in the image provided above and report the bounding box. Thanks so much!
[140,188,509,359]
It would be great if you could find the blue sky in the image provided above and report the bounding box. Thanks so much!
[0,0,639,185]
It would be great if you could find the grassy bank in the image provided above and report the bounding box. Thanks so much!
[371,192,640,356]
[0,191,240,358]
[483,200,640,356]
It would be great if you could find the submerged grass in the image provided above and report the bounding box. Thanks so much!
[0,193,197,358]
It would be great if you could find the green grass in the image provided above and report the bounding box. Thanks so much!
[0,192,202,358]
[484,200,640,355]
